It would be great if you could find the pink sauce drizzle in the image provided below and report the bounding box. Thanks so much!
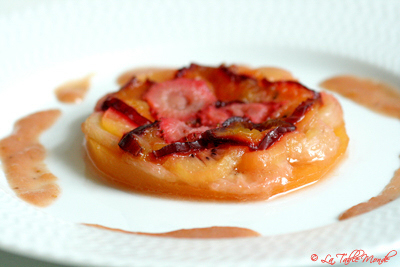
[320,75,400,220]
[55,74,92,104]
[85,224,260,238]
[0,110,61,207]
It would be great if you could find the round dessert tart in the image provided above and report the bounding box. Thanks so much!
[82,64,349,201]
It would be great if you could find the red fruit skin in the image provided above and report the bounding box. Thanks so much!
[116,65,321,158]
[118,121,160,156]
[101,97,151,126]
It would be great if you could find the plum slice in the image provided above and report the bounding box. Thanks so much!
[118,121,163,156]
[176,64,263,102]
[257,124,295,150]
[176,64,315,105]
[285,92,321,124]
[119,94,319,159]
[116,63,321,159]
[151,93,319,158]
[152,118,297,158]
[101,97,151,126]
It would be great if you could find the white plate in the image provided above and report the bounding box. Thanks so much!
[1,1,400,266]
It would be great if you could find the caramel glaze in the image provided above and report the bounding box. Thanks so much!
[117,68,176,86]
[0,110,61,207]
[320,75,400,220]
[116,66,296,86]
[229,65,297,82]
[85,224,260,238]
[55,74,92,104]
[84,155,260,238]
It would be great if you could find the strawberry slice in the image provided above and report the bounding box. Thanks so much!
[178,64,315,106]
[143,78,217,121]
[226,102,276,123]
[177,64,259,102]
[159,118,209,143]
[117,64,321,159]
[198,101,282,126]
[159,118,190,143]
[197,105,231,126]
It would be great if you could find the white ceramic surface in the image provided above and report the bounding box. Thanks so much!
[0,1,400,266]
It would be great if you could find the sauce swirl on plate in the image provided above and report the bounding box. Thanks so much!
[321,75,400,220]
[320,75,400,119]
[0,110,61,207]
[85,224,260,238]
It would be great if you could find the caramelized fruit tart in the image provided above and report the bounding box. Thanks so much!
[82,64,349,200]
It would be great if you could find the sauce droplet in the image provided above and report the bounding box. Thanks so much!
[0,109,61,207]
[55,74,93,104]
